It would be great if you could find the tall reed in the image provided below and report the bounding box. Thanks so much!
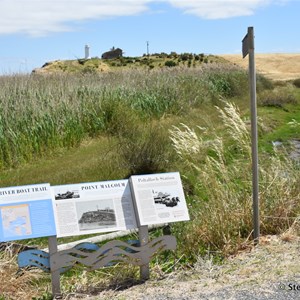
[170,102,300,258]
[0,65,268,169]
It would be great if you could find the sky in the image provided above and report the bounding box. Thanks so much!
[0,0,299,74]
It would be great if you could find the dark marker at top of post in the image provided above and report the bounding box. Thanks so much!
[242,27,254,58]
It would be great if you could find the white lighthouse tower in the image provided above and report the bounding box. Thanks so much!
[85,44,90,59]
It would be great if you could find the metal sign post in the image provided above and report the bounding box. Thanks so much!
[242,26,260,245]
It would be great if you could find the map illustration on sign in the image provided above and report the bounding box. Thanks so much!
[0,183,56,242]
[1,204,32,238]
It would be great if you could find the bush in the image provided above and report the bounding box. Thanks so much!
[256,74,274,92]
[164,60,177,67]
[180,54,189,61]
[293,78,300,88]
[258,88,297,108]
[117,123,174,176]
[82,65,97,74]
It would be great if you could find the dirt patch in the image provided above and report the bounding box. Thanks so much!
[220,53,300,81]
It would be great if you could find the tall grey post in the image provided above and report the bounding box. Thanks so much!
[243,26,260,245]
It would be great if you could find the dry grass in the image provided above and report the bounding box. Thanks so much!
[220,53,300,81]
[3,231,299,300]
[68,233,300,300]
[0,250,50,299]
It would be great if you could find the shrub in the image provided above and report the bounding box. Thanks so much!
[165,60,177,67]
[180,54,189,61]
[82,65,97,74]
[293,78,300,88]
[258,88,297,108]
[117,123,174,176]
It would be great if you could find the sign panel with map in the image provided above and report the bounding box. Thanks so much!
[0,183,56,242]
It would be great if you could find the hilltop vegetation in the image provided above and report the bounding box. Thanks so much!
[33,52,227,74]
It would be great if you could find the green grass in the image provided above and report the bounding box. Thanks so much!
[258,103,300,153]
[0,136,126,186]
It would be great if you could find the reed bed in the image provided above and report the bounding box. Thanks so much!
[0,65,255,169]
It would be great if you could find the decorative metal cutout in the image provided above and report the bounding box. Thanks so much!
[17,236,176,274]
[51,236,176,272]
[18,249,50,272]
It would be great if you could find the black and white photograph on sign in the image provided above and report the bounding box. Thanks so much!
[52,180,137,238]
[76,199,117,231]
[130,172,190,226]
[153,190,180,207]
[55,189,80,200]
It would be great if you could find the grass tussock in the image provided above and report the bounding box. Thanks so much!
[258,86,298,108]
[170,102,300,258]
[116,122,175,176]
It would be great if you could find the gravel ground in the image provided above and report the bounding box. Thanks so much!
[66,234,300,300]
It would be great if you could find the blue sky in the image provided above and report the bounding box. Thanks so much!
[0,0,299,74]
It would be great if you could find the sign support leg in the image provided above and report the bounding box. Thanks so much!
[48,236,62,299]
[138,225,150,280]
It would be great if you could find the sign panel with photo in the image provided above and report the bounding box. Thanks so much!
[52,180,137,238]
[129,172,190,226]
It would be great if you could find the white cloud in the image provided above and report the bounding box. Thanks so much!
[167,0,273,19]
[0,0,290,36]
[0,0,151,36]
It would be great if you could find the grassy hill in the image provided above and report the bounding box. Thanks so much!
[33,53,227,74]
[33,52,300,81]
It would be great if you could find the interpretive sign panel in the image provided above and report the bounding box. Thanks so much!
[0,183,56,242]
[129,172,190,226]
[52,180,137,238]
